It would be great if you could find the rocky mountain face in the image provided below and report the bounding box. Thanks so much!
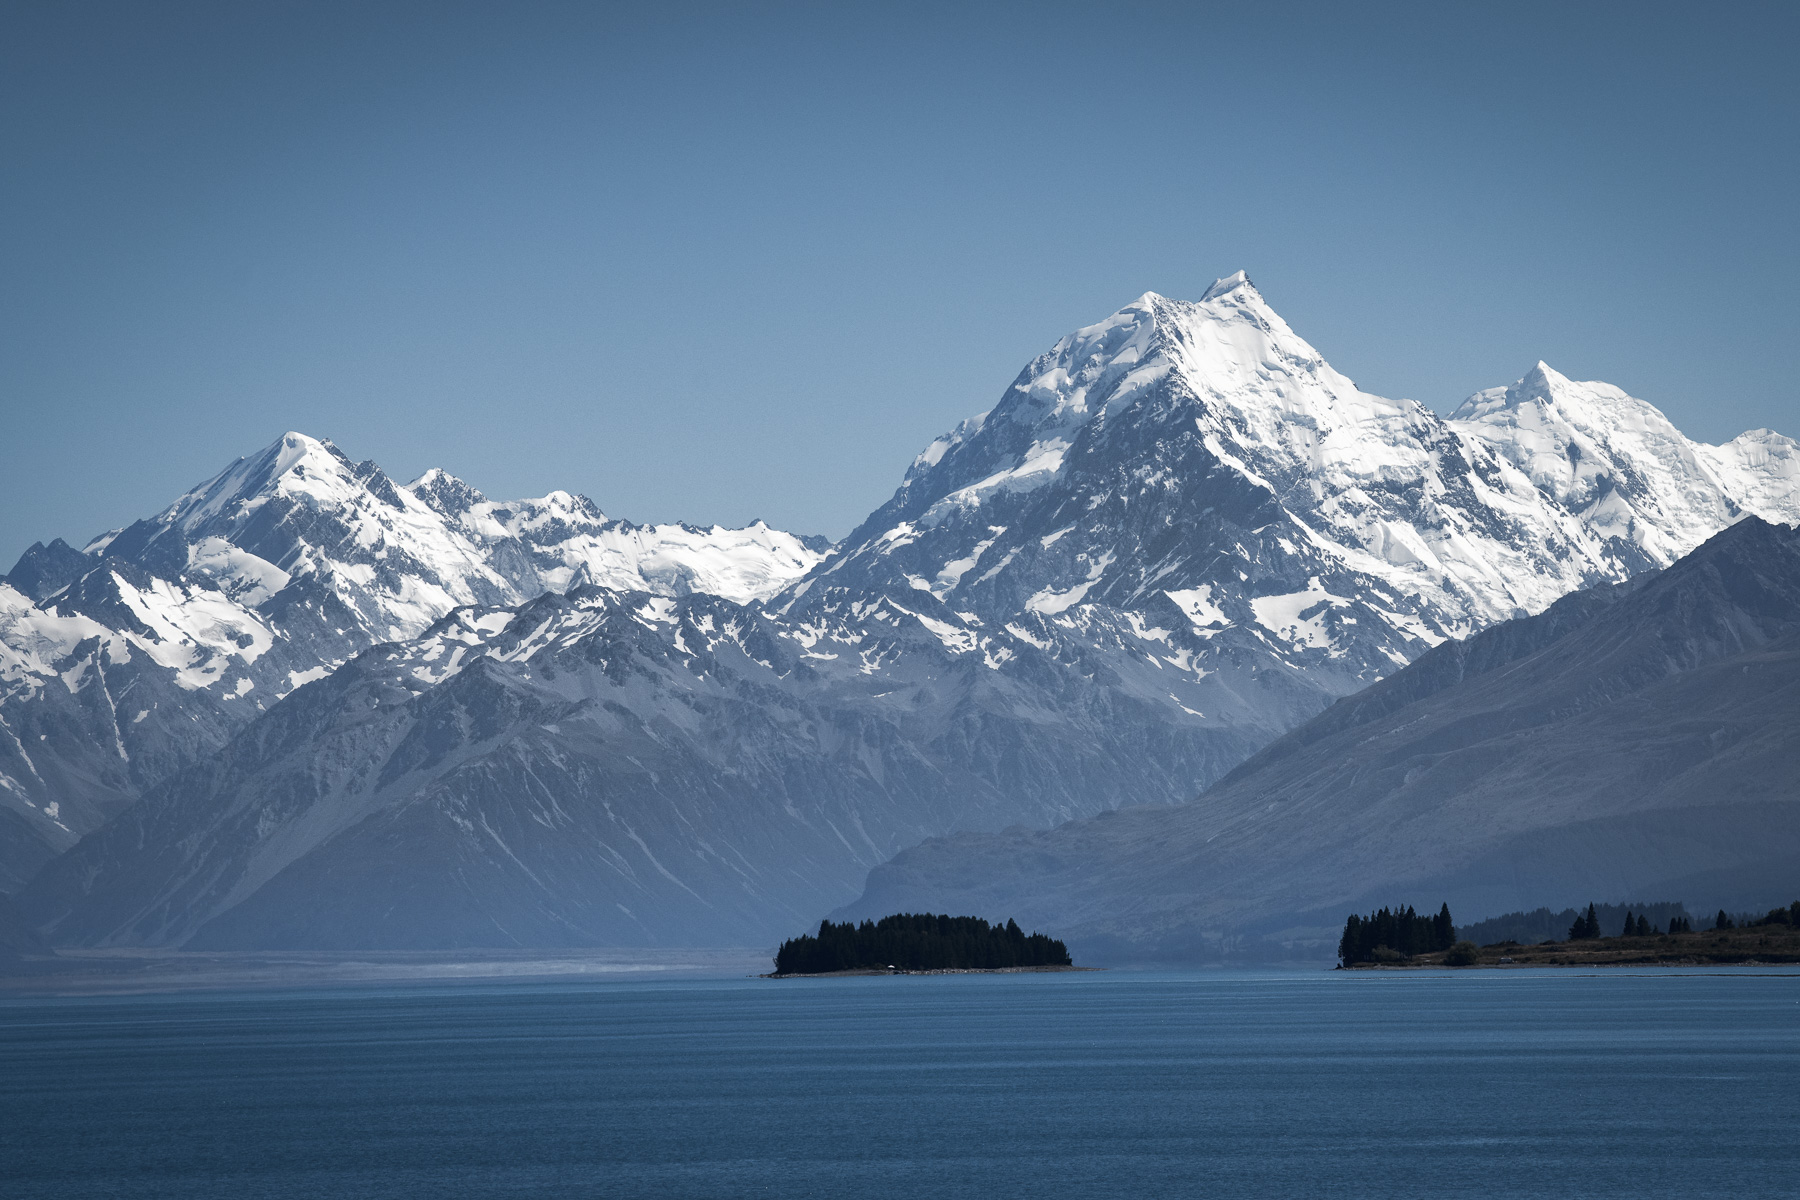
[0,434,824,890]
[8,273,1799,947]
[839,517,1800,962]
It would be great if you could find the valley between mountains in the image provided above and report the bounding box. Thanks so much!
[5,273,1798,956]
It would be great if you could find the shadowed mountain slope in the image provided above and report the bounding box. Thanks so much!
[17,585,1243,949]
[839,518,1800,961]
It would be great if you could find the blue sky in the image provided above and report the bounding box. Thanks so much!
[4,1,1797,562]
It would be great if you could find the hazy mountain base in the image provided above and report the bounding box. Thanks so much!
[0,893,49,964]
[17,585,1272,950]
[838,519,1800,964]
[0,946,770,996]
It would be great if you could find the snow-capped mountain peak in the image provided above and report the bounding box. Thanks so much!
[1199,269,1254,301]
[407,467,490,518]
[86,432,323,554]
[885,276,1299,527]
[814,275,1615,669]
[1698,428,1800,529]
[161,431,402,541]
[1451,363,1800,567]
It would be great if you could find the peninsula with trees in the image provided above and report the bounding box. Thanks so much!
[770,913,1078,976]
[1339,901,1800,968]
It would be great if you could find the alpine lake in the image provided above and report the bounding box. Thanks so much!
[2,964,1796,1198]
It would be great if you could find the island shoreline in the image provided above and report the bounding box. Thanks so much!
[763,965,1101,979]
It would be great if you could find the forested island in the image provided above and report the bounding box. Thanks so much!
[771,914,1076,976]
[1340,900,1800,968]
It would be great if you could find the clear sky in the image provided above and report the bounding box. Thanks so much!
[4,1,1797,565]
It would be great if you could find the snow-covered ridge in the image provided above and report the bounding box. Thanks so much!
[1452,362,1800,565]
[419,477,827,604]
[102,433,826,626]
[15,429,826,707]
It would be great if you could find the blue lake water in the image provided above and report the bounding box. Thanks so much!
[2,967,1797,1198]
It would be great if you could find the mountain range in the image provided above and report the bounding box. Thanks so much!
[6,273,1797,949]
[0,434,824,891]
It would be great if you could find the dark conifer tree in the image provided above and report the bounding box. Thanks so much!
[1566,903,1602,941]
[1714,909,1734,931]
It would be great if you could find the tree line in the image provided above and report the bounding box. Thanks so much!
[1337,904,1456,965]
[1562,900,1800,939]
[1466,899,1800,946]
[773,913,1073,975]
[1460,901,1690,945]
[1567,903,1687,938]
[1719,900,1800,931]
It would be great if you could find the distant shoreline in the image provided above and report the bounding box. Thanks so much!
[0,947,772,997]
[764,964,1100,979]
[1344,924,1800,970]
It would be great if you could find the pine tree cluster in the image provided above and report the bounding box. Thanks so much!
[773,913,1073,975]
[1460,901,1689,945]
[1337,904,1456,965]
[1568,903,1603,940]
[1749,901,1800,927]
[1503,899,1800,943]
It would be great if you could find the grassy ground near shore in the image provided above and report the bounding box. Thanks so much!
[1362,924,1800,968]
